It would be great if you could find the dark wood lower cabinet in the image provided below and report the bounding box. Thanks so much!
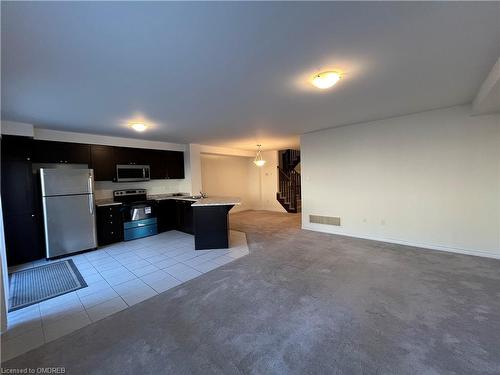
[3,212,44,265]
[176,200,194,234]
[96,205,124,246]
[156,199,194,234]
[157,200,177,233]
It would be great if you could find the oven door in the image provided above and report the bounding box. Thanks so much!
[123,203,156,222]
[116,165,150,182]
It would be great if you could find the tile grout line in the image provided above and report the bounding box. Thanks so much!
[83,259,131,311]
[4,231,248,361]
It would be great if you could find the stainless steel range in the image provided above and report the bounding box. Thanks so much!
[113,189,157,241]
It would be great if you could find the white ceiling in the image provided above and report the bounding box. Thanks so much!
[1,2,499,150]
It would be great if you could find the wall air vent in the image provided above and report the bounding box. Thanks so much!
[309,215,341,226]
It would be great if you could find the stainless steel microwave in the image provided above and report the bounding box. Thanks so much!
[116,164,150,182]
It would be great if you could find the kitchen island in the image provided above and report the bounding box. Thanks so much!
[151,195,241,250]
[191,197,241,250]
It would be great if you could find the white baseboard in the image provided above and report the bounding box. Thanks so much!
[301,224,500,260]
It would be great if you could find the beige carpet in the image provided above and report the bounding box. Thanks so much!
[3,210,500,374]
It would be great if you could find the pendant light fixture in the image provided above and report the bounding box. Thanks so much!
[253,144,266,167]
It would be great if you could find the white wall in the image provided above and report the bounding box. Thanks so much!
[200,150,287,213]
[0,199,9,333]
[33,128,185,152]
[256,151,287,212]
[0,128,9,332]
[187,144,203,195]
[1,121,34,137]
[201,154,258,212]
[199,144,255,158]
[94,180,189,200]
[301,105,500,258]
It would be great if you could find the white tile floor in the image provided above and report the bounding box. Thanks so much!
[1,230,249,362]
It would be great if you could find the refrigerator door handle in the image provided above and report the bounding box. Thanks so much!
[89,194,94,215]
[88,174,93,193]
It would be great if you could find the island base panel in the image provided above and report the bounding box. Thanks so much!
[194,205,233,250]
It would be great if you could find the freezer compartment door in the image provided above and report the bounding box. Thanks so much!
[40,168,94,196]
[43,194,97,258]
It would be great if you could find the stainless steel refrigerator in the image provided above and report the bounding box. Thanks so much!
[40,168,97,258]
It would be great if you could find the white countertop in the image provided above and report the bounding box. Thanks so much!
[96,195,241,207]
[191,197,241,207]
[148,194,198,202]
[95,199,122,207]
[151,194,241,207]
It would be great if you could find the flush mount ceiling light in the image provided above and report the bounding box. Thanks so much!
[253,144,266,167]
[130,123,148,132]
[311,71,342,89]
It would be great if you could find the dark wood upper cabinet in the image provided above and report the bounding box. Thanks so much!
[1,135,33,161]
[90,145,116,181]
[113,147,148,165]
[149,150,168,179]
[33,140,90,164]
[165,151,185,179]
[4,136,184,181]
[64,142,91,164]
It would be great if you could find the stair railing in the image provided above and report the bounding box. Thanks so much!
[277,166,300,211]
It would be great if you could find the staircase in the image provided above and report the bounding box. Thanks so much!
[276,149,301,213]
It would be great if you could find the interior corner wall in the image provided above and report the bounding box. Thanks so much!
[200,150,286,213]
[187,144,202,195]
[200,154,256,212]
[256,151,287,212]
[301,105,500,259]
